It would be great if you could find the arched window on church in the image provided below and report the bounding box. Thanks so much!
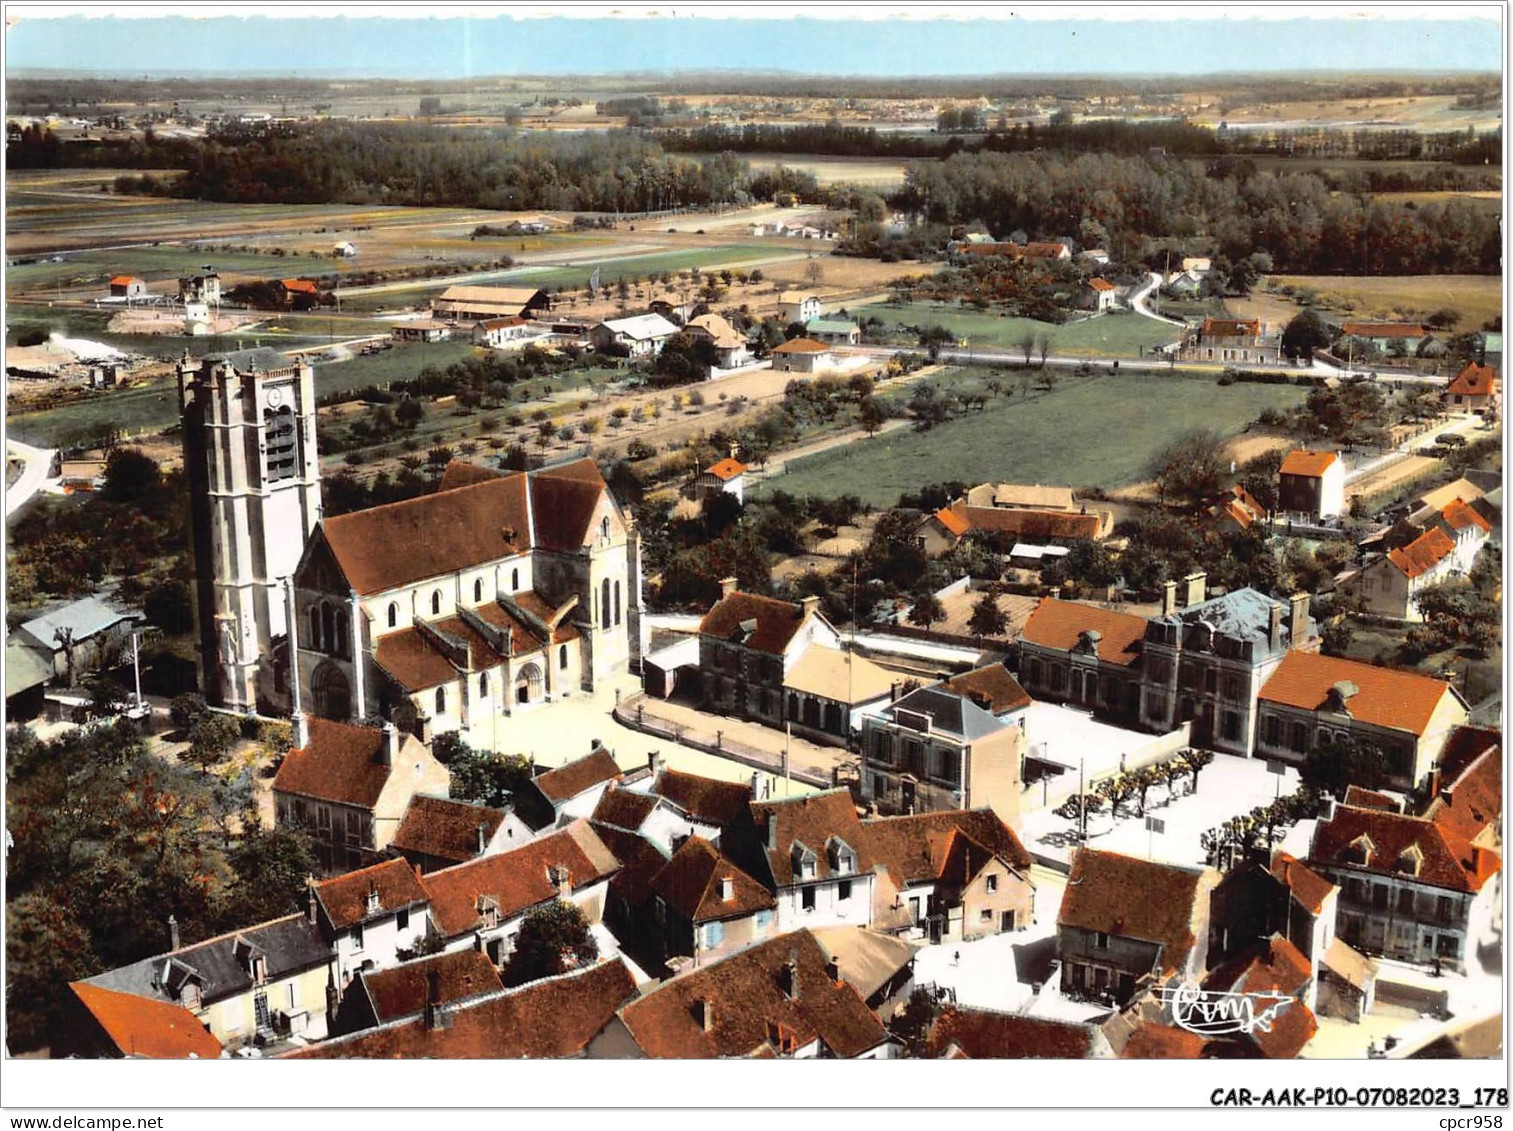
[559,644,569,670]
[601,579,611,630]
[431,590,442,617]
[333,607,348,659]
[309,606,320,650]
[388,602,398,629]
[321,603,336,655]
[435,686,447,715]
[600,516,610,542]
[614,581,622,627]
[474,578,483,603]
[511,568,519,591]
[478,673,488,699]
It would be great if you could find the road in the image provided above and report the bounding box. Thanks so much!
[1128,271,1187,327]
[1344,413,1487,487]
[5,438,59,518]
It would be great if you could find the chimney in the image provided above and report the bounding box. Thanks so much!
[719,576,739,599]
[1048,586,1061,600]
[648,750,665,776]
[800,594,820,618]
[778,950,799,1000]
[719,876,734,901]
[1289,593,1310,647]
[1426,766,1444,802]
[551,864,572,898]
[750,771,763,799]
[766,813,779,850]
[1162,580,1178,617]
[694,998,714,1032]
[306,879,319,926]
[291,709,310,751]
[477,823,488,857]
[425,970,451,1031]
[168,914,181,951]
[824,956,841,985]
[1268,602,1283,654]
[1183,571,1207,608]
[380,721,398,767]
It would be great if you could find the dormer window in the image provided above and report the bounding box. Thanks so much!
[1395,844,1423,877]
[477,895,500,930]
[719,876,734,901]
[827,837,856,875]
[791,841,817,881]
[365,887,382,916]
[1345,834,1376,866]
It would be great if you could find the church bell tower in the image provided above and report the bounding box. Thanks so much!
[178,348,322,711]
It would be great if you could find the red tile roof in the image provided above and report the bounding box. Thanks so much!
[1423,733,1501,849]
[1447,363,1499,398]
[1088,278,1116,292]
[591,783,662,831]
[280,278,319,295]
[941,664,1031,715]
[1201,318,1261,338]
[1342,785,1401,812]
[315,858,431,931]
[703,457,747,481]
[272,718,395,808]
[1203,935,1317,1058]
[294,959,637,1059]
[530,463,609,553]
[389,796,506,867]
[437,459,504,491]
[423,821,620,938]
[322,477,532,596]
[359,949,503,1024]
[1259,651,1459,737]
[937,502,1103,541]
[1434,725,1502,788]
[617,930,888,1058]
[1020,597,1147,667]
[109,275,142,287]
[589,821,671,909]
[1310,805,1499,894]
[1341,321,1429,339]
[1022,241,1070,258]
[69,982,223,1059]
[750,788,874,888]
[1387,526,1457,580]
[926,1007,1095,1058]
[1270,852,1336,916]
[862,809,1031,888]
[1441,498,1492,534]
[532,748,623,805]
[1280,449,1339,477]
[1121,1022,1213,1059]
[649,836,775,923]
[373,628,462,692]
[1059,849,1208,975]
[772,338,831,355]
[652,769,755,827]
[698,590,808,655]
[930,506,971,538]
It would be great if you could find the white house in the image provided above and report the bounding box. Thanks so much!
[472,316,536,349]
[743,789,876,932]
[777,292,822,325]
[1278,450,1346,520]
[591,313,680,357]
[312,858,433,992]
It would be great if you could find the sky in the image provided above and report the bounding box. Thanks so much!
[3,8,1504,78]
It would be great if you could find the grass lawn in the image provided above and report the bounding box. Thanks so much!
[1265,274,1503,331]
[8,383,183,450]
[851,302,1181,358]
[7,247,302,296]
[311,340,481,398]
[754,371,1308,507]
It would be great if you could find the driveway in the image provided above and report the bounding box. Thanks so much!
[6,438,59,518]
[1128,271,1187,327]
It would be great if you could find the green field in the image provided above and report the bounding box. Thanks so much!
[7,247,307,297]
[853,303,1181,358]
[755,371,1308,506]
[8,383,183,450]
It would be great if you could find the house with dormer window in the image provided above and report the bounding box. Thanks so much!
[312,858,434,992]
[733,789,878,932]
[649,836,777,963]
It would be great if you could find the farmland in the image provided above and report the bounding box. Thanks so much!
[851,302,1182,357]
[745,153,910,190]
[1263,274,1503,331]
[754,370,1308,507]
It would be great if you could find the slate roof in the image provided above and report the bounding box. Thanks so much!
[84,914,330,1010]
[879,686,1007,742]
[389,796,506,867]
[202,347,290,373]
[292,959,636,1059]
[926,1007,1097,1059]
[861,809,1032,888]
[1151,587,1305,650]
[272,719,397,808]
[1058,849,1207,975]
[698,590,808,655]
[1258,651,1460,737]
[315,858,430,931]
[649,837,775,923]
[616,930,888,1058]
[68,982,223,1059]
[1020,597,1146,667]
[17,596,137,651]
[423,821,621,939]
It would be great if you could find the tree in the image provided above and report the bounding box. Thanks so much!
[186,711,240,772]
[1280,309,1332,361]
[1179,748,1215,794]
[907,592,944,629]
[887,988,942,1056]
[450,746,533,808]
[1146,428,1227,506]
[1036,334,1052,368]
[99,447,162,506]
[222,825,318,926]
[6,894,99,1054]
[501,899,599,987]
[1018,330,1036,367]
[169,692,209,733]
[858,396,889,437]
[966,592,1007,640]
[395,398,425,429]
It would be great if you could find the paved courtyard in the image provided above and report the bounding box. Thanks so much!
[1020,751,1303,870]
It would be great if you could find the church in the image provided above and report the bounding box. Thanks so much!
[178,349,646,747]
